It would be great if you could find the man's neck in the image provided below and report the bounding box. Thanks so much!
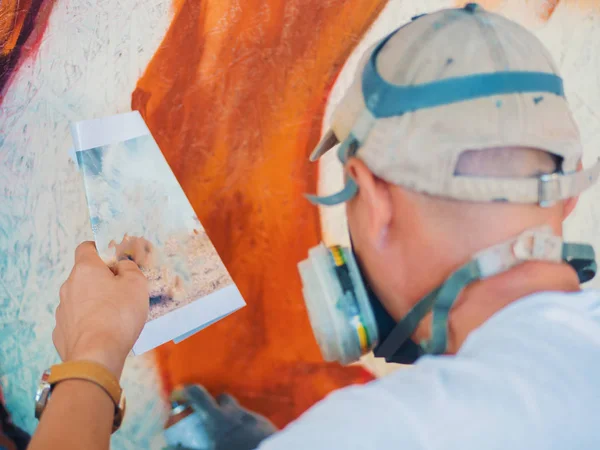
[412,260,581,354]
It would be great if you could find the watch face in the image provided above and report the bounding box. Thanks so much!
[34,370,52,420]
[112,394,126,433]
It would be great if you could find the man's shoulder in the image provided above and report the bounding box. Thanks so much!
[372,290,600,446]
[369,289,600,442]
[462,289,600,350]
[260,290,600,450]
[492,289,600,319]
[450,289,600,372]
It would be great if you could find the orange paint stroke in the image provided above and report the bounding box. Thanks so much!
[539,0,560,20]
[0,0,55,97]
[0,0,33,56]
[133,0,385,427]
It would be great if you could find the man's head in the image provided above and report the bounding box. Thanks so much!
[301,4,600,363]
[345,147,578,333]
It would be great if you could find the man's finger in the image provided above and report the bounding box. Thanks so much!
[72,241,114,278]
[114,259,144,278]
[74,241,103,265]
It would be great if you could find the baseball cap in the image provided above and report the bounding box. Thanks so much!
[307,3,600,207]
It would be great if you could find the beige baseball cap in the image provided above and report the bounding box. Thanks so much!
[307,3,600,207]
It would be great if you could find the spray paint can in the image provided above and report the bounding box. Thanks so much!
[164,389,214,450]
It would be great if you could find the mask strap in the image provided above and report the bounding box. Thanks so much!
[563,242,597,283]
[420,261,481,354]
[376,226,597,361]
[422,228,597,355]
[374,287,440,358]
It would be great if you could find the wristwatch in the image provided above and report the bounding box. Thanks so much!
[34,361,126,433]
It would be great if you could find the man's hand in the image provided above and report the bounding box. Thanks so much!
[53,241,149,378]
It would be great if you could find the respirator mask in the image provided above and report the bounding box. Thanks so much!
[298,227,597,366]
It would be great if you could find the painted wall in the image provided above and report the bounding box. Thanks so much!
[1,0,600,448]
[0,2,175,448]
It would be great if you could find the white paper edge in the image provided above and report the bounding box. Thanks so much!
[132,284,246,355]
[70,110,150,152]
[172,313,232,344]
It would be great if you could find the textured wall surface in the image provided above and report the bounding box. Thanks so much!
[0,1,174,448]
[2,0,600,448]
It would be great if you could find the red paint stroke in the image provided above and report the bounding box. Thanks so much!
[133,0,386,428]
[0,0,56,100]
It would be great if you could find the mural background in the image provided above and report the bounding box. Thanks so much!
[2,0,600,448]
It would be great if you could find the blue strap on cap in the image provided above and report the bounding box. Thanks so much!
[362,22,564,118]
[306,11,567,207]
[363,69,565,119]
[464,3,482,13]
[305,177,358,206]
[305,137,360,205]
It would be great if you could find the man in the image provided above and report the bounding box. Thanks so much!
[28,3,600,449]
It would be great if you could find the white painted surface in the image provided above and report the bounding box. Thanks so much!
[0,1,174,448]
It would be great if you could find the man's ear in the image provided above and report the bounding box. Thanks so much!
[346,157,392,246]
[563,196,579,220]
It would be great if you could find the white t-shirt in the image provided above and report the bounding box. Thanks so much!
[259,290,600,450]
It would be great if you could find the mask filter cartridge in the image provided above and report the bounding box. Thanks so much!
[298,243,379,365]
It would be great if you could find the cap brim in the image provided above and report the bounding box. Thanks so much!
[309,129,339,162]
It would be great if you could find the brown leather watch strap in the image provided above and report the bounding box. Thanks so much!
[47,360,122,406]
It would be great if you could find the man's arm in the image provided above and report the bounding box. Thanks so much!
[28,241,149,450]
[28,380,114,449]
